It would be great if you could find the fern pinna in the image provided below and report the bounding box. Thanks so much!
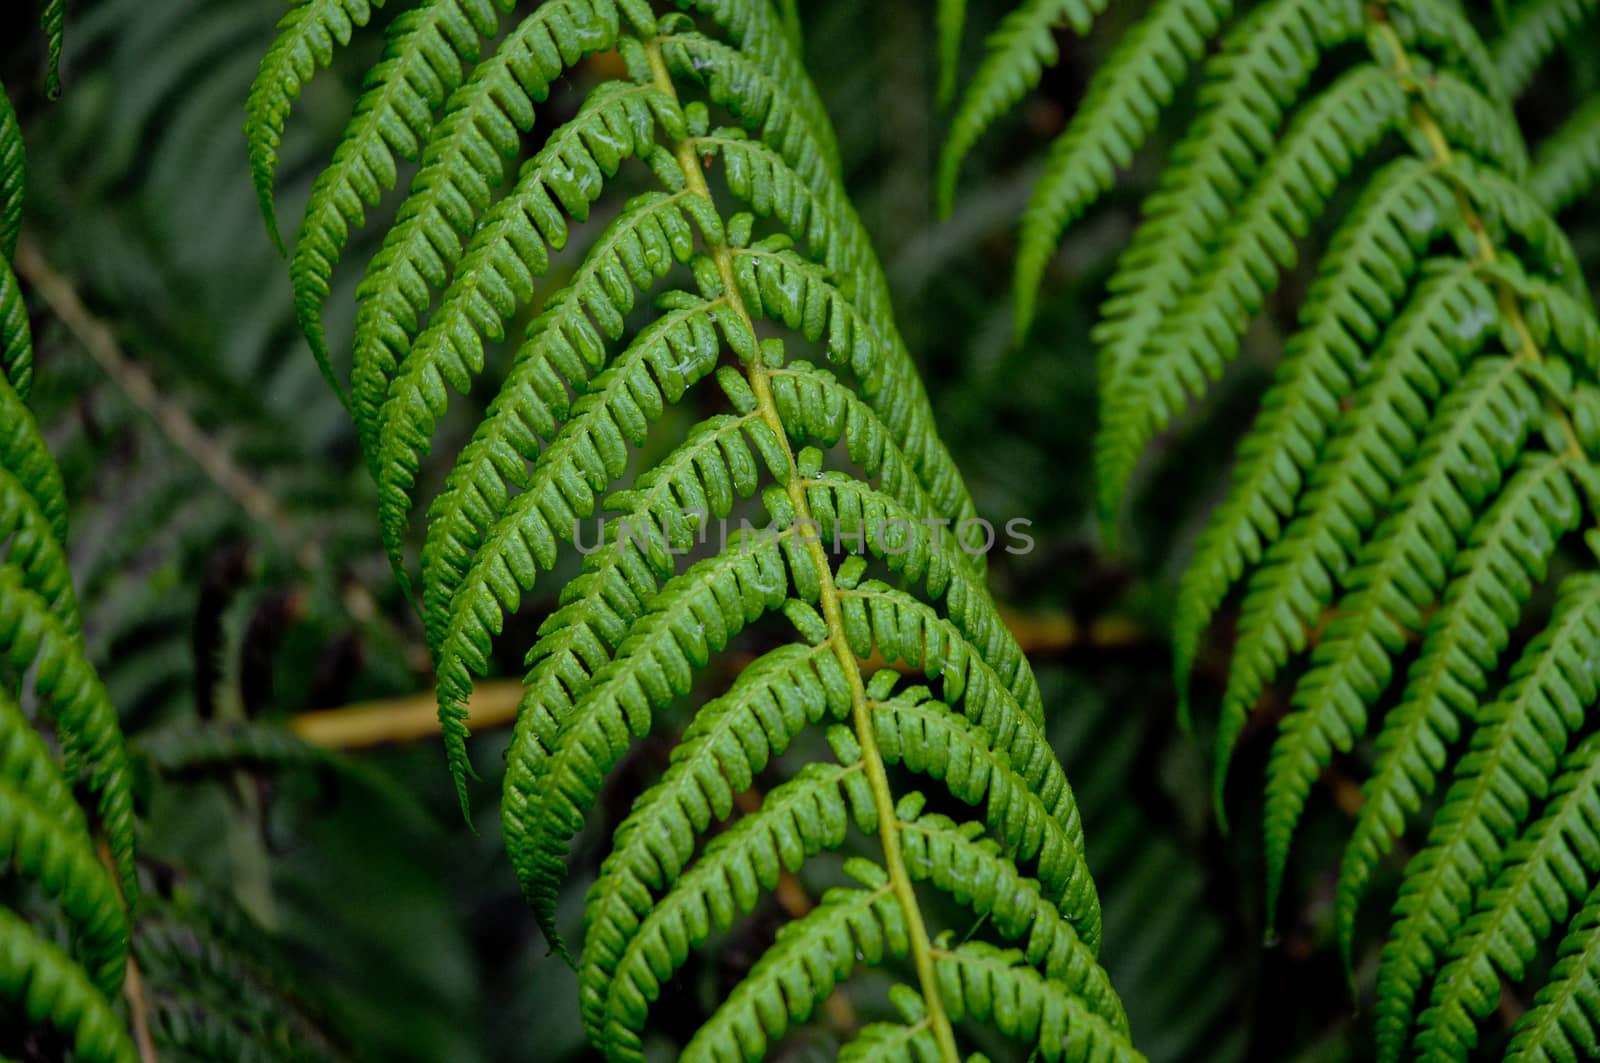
[945,0,1600,1060]
[0,33,140,1061]
[248,1,1133,1059]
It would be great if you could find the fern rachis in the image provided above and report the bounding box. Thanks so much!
[946,0,1600,1058]
[250,2,1134,1059]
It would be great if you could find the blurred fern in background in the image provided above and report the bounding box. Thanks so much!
[5,0,1598,1059]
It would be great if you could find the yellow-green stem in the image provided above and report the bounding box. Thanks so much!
[644,37,963,1063]
[1374,13,1584,459]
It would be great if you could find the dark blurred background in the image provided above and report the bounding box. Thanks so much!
[3,0,1596,1059]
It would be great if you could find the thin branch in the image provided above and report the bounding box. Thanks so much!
[14,235,322,572]
[290,680,525,750]
[290,607,1147,751]
[14,236,409,651]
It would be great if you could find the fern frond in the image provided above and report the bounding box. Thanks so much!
[1492,0,1598,98]
[432,292,734,803]
[430,201,980,805]
[1170,157,1456,719]
[0,776,127,998]
[896,804,1123,1031]
[246,0,386,255]
[0,563,137,905]
[1260,355,1539,912]
[1336,453,1582,958]
[0,256,32,404]
[937,0,1110,217]
[0,324,70,548]
[347,0,643,468]
[417,187,717,650]
[499,502,803,945]
[578,639,853,1043]
[868,681,1099,943]
[1087,0,1367,404]
[284,0,508,398]
[269,5,1128,1057]
[0,689,88,830]
[39,0,65,98]
[683,864,902,1060]
[0,694,126,998]
[943,0,1600,1054]
[0,907,136,1063]
[370,78,682,581]
[1011,0,1229,338]
[931,941,1144,1063]
[1212,262,1498,796]
[1417,731,1600,1060]
[0,87,22,260]
[1096,65,1522,531]
[1506,880,1600,1063]
[1531,98,1600,216]
[0,72,148,1056]
[0,460,82,636]
[1374,573,1600,1062]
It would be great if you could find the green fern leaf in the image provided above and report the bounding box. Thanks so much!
[1336,453,1582,959]
[932,941,1144,1063]
[417,187,716,650]
[1492,0,1598,97]
[0,689,89,831]
[1096,65,1521,532]
[348,0,639,469]
[276,5,1131,1056]
[1417,732,1600,1060]
[592,754,874,1058]
[0,907,136,1063]
[0,85,22,260]
[1212,263,1498,802]
[1091,0,1365,415]
[246,0,386,256]
[937,0,1111,217]
[1262,355,1539,915]
[504,471,1049,951]
[1170,157,1456,720]
[504,519,797,956]
[0,565,138,905]
[578,639,853,1046]
[685,863,906,1061]
[0,257,32,404]
[869,682,1099,945]
[370,79,682,586]
[0,774,128,997]
[0,460,82,636]
[1374,573,1600,1062]
[39,0,65,98]
[1012,0,1229,338]
[0,692,126,998]
[897,804,1123,1030]
[432,294,733,808]
[944,1,1600,1054]
[1506,880,1600,1063]
[285,0,509,401]
[1531,97,1600,216]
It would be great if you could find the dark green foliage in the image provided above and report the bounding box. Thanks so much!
[0,42,137,1055]
[947,0,1600,1058]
